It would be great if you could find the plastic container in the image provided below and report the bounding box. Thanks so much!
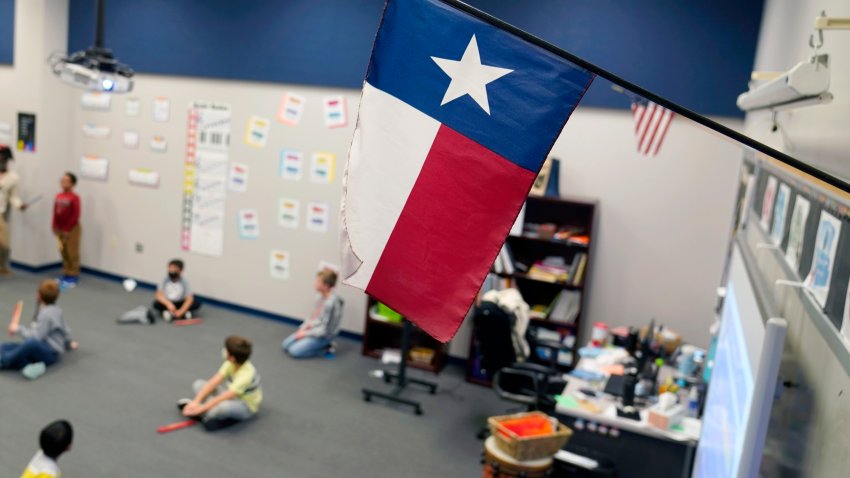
[488,412,572,461]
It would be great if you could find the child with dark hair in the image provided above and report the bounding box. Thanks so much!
[282,269,344,358]
[2,280,78,379]
[53,172,81,288]
[177,335,263,431]
[20,420,73,478]
[153,258,201,321]
[0,145,28,276]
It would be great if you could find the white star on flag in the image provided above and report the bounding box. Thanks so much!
[431,35,513,114]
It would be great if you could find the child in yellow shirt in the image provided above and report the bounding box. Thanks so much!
[20,420,73,478]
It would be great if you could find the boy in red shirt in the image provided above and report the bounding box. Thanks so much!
[53,172,81,287]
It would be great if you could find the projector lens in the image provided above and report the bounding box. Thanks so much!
[102,79,114,91]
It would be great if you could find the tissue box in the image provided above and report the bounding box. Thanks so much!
[647,404,685,431]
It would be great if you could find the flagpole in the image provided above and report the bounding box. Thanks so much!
[438,0,850,193]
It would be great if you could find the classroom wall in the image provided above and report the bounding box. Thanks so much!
[744,0,850,182]
[553,99,744,348]
[0,0,73,268]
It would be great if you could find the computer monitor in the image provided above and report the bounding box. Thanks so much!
[692,243,787,478]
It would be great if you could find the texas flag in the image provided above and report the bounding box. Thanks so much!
[341,0,594,341]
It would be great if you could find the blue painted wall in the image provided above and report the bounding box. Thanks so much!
[0,0,14,64]
[68,0,764,117]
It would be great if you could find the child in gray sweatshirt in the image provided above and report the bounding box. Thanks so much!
[1,279,77,379]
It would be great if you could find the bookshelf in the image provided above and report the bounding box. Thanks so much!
[361,296,450,374]
[467,195,598,386]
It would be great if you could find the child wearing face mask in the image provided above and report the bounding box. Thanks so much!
[152,259,201,322]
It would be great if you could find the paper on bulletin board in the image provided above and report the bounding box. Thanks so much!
[149,135,168,153]
[81,93,112,111]
[123,130,140,149]
[310,152,335,183]
[152,97,170,122]
[277,93,306,126]
[278,198,300,229]
[128,168,160,188]
[322,95,348,128]
[770,183,791,244]
[270,250,291,280]
[805,210,842,307]
[841,278,850,343]
[228,162,249,193]
[125,97,141,116]
[81,123,111,139]
[244,116,271,148]
[17,112,36,152]
[784,195,810,271]
[0,122,10,144]
[280,150,303,181]
[760,176,777,231]
[237,209,260,239]
[307,202,330,233]
[80,156,109,181]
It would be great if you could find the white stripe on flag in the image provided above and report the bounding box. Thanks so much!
[639,106,664,155]
[648,109,674,156]
[340,82,441,289]
[635,104,653,149]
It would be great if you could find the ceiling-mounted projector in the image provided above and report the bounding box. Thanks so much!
[736,54,831,112]
[50,0,134,93]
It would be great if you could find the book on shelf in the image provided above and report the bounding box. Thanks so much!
[527,256,570,283]
[480,273,512,294]
[572,253,588,286]
[548,290,581,324]
[529,304,549,320]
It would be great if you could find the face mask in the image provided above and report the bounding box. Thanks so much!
[168,272,180,280]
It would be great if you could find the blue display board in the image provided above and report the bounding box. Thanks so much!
[0,0,14,64]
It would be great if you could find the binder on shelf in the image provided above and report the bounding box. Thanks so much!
[572,254,588,286]
[548,290,581,324]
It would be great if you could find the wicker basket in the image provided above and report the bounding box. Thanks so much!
[488,412,572,462]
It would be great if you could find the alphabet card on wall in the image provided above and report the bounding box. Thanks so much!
[244,116,271,148]
[128,168,160,188]
[123,130,140,149]
[278,198,300,229]
[80,155,109,181]
[270,250,291,280]
[277,93,306,126]
[760,176,777,231]
[323,95,348,128]
[770,183,791,244]
[153,97,170,122]
[784,195,810,270]
[81,123,111,139]
[280,150,303,181]
[805,210,842,307]
[150,135,168,153]
[307,202,330,233]
[310,152,335,183]
[81,92,111,111]
[125,97,141,116]
[228,162,249,193]
[238,209,260,239]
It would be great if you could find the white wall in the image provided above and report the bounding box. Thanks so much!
[745,0,850,182]
[0,0,72,266]
[553,106,743,348]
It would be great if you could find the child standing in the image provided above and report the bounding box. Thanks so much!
[20,420,74,478]
[53,172,81,288]
[0,145,28,276]
[281,269,344,358]
[178,335,262,431]
[153,259,201,321]
[2,279,78,379]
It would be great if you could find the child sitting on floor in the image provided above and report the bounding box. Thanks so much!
[281,269,344,358]
[2,280,78,379]
[178,335,262,431]
[20,420,73,478]
[153,258,201,322]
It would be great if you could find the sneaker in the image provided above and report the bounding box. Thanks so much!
[184,311,193,320]
[325,342,337,358]
[22,362,46,380]
[177,398,192,411]
[162,311,173,322]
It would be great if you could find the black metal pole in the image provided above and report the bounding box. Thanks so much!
[94,0,105,48]
[397,320,411,389]
[439,0,850,194]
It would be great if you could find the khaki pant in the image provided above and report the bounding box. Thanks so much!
[56,224,81,276]
[0,213,9,270]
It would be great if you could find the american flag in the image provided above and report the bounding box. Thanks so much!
[631,98,675,157]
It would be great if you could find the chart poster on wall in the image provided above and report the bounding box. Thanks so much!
[81,92,112,111]
[784,196,811,271]
[123,130,140,149]
[128,168,160,188]
[125,97,141,116]
[307,202,330,233]
[270,250,291,280]
[760,176,778,231]
[278,198,300,229]
[153,97,170,122]
[280,149,303,180]
[79,155,109,181]
[228,162,249,193]
[277,93,306,126]
[310,152,335,183]
[323,95,348,128]
[0,122,11,144]
[182,101,232,257]
[805,211,842,307]
[841,278,850,343]
[237,209,260,239]
[244,116,271,148]
[16,112,35,152]
[81,123,111,139]
[150,135,168,153]
[770,183,791,244]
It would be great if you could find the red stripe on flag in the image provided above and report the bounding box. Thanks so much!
[366,125,536,342]
[637,103,657,152]
[640,107,664,155]
[650,110,675,156]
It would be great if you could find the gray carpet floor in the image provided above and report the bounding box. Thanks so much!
[0,270,507,477]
